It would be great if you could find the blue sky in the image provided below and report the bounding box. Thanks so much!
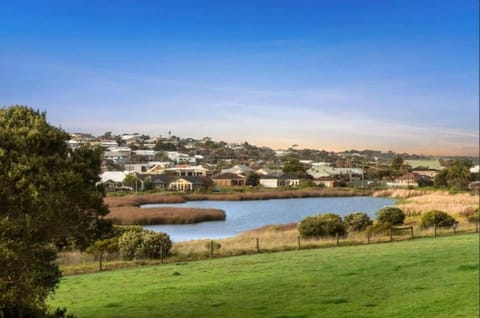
[1,0,478,155]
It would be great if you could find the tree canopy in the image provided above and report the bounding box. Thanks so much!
[0,106,111,317]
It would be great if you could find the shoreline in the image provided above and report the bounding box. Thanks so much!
[104,188,370,225]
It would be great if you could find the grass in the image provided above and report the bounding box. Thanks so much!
[105,206,226,225]
[49,234,479,318]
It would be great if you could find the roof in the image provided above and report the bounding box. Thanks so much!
[406,159,444,170]
[100,171,126,183]
[221,165,252,175]
[174,176,209,185]
[212,172,246,180]
[315,176,337,181]
[279,173,301,180]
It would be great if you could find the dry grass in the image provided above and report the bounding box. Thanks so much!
[105,188,368,208]
[396,191,479,217]
[105,206,226,225]
[372,188,431,198]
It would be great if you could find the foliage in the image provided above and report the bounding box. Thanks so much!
[282,159,306,174]
[118,230,172,260]
[245,172,260,186]
[123,174,139,190]
[467,207,479,223]
[343,212,372,232]
[376,207,405,226]
[391,155,404,171]
[421,210,457,228]
[0,105,111,316]
[298,213,346,238]
[434,160,472,190]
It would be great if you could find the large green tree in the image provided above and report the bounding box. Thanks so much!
[0,106,111,317]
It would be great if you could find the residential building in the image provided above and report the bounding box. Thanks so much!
[212,173,246,187]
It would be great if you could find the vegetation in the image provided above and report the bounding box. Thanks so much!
[376,207,405,226]
[105,206,226,225]
[118,230,172,260]
[0,106,110,317]
[50,234,479,318]
[434,159,472,190]
[343,212,372,232]
[421,210,457,229]
[298,213,346,238]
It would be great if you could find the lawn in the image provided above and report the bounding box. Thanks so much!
[49,234,479,318]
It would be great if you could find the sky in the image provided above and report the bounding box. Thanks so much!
[1,0,478,156]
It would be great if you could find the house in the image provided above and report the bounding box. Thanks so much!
[307,165,363,179]
[168,165,211,177]
[166,152,195,164]
[314,176,338,188]
[104,151,130,164]
[256,168,281,176]
[211,173,246,187]
[168,176,210,192]
[259,175,280,188]
[151,174,176,190]
[133,150,156,161]
[278,173,301,187]
[407,159,444,178]
[386,173,419,187]
[98,171,130,191]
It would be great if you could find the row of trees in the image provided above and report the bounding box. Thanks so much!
[297,207,463,239]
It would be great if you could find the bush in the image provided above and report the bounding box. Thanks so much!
[118,230,172,260]
[298,213,346,238]
[376,207,405,226]
[421,210,457,228]
[467,207,479,224]
[344,212,372,232]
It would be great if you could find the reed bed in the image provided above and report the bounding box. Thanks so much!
[105,188,368,209]
[106,206,226,225]
[104,194,186,208]
[395,191,479,216]
[372,188,431,198]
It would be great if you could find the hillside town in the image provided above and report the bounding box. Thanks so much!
[68,132,480,193]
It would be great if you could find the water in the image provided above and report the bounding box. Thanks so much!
[143,196,395,242]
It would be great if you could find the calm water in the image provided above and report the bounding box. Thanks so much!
[143,196,395,242]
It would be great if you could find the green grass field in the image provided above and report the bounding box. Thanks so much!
[49,234,479,318]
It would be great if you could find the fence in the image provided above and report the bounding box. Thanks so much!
[57,222,479,274]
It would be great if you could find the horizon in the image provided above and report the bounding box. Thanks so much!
[1,1,478,156]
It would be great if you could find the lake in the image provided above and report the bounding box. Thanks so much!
[143,196,395,242]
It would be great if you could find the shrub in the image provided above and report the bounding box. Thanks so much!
[421,210,457,228]
[118,230,172,260]
[466,207,479,224]
[344,212,372,232]
[298,213,346,238]
[376,207,405,226]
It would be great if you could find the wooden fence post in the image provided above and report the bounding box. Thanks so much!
[99,251,103,272]
[256,238,260,253]
[389,228,393,242]
[410,226,414,239]
[210,240,214,257]
[297,236,301,250]
[367,233,370,244]
[160,245,164,264]
[434,224,437,237]
[335,232,339,247]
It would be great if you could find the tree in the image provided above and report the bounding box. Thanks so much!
[0,106,111,317]
[298,213,346,238]
[376,207,405,227]
[421,210,456,229]
[391,156,404,171]
[344,212,372,232]
[434,160,472,190]
[282,159,306,174]
[245,172,260,186]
